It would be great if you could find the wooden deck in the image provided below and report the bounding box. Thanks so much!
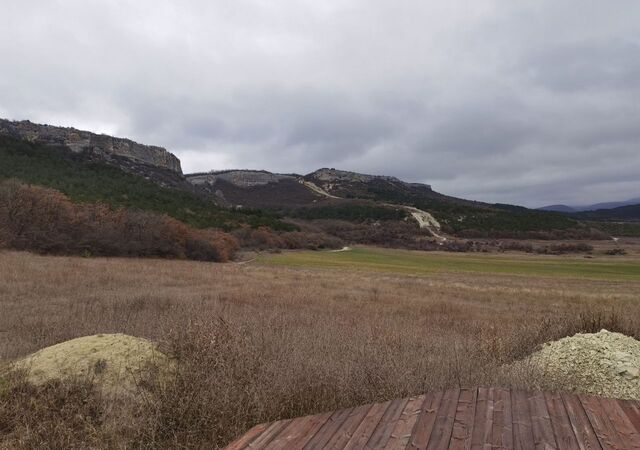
[225,388,640,449]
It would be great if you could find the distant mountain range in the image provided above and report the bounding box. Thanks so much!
[539,198,640,213]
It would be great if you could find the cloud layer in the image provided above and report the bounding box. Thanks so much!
[1,0,639,206]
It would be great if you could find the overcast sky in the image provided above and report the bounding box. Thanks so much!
[1,1,639,207]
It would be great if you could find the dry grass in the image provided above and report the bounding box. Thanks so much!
[1,250,639,448]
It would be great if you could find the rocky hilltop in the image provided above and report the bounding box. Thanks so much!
[0,119,182,173]
[309,168,415,185]
[187,170,295,188]
[308,168,432,190]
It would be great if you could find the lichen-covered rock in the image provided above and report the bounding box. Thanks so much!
[11,333,173,395]
[0,119,182,173]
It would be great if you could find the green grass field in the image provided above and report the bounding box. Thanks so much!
[260,247,640,281]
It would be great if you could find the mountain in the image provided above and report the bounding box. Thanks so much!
[1,118,606,241]
[538,205,577,213]
[539,197,640,213]
[0,134,292,231]
[0,118,195,194]
[0,118,181,172]
[572,204,640,221]
[185,167,587,238]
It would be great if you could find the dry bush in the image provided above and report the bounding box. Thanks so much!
[536,242,594,255]
[0,372,107,449]
[232,225,343,251]
[0,180,238,262]
[1,251,639,448]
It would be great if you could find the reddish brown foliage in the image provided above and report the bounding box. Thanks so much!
[0,179,238,261]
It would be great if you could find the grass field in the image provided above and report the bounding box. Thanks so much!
[2,249,639,448]
[261,247,640,281]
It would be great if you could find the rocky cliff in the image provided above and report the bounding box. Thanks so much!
[308,168,432,190]
[187,170,295,188]
[0,119,182,173]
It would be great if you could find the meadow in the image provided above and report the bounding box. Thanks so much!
[261,246,640,281]
[1,249,639,448]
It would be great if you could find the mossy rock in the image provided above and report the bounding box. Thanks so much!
[11,334,173,395]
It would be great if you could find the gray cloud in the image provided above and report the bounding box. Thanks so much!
[1,0,639,207]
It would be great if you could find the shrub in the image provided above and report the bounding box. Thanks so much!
[0,179,238,261]
[232,225,343,251]
[0,374,107,449]
[536,243,593,255]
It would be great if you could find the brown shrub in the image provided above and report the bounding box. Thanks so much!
[0,179,238,261]
[0,373,108,449]
[232,225,343,251]
[536,242,594,255]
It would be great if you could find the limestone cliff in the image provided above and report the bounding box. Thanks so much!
[0,119,182,173]
[187,170,295,188]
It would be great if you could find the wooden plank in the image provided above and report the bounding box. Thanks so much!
[561,393,602,450]
[303,407,354,450]
[448,387,478,450]
[492,387,515,450]
[544,392,579,450]
[501,389,513,449]
[426,388,461,450]
[618,399,640,433]
[491,387,505,449]
[248,420,292,449]
[364,397,409,449]
[225,422,271,450]
[408,390,445,449]
[343,400,392,450]
[512,390,535,450]
[579,395,622,450]
[470,387,492,450]
[598,398,640,449]
[228,389,640,450]
[383,395,426,449]
[529,390,558,449]
[324,403,375,449]
[264,411,333,450]
[481,388,495,450]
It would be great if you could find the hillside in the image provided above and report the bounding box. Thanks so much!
[540,197,640,213]
[0,118,608,242]
[573,204,640,221]
[0,118,181,173]
[0,136,293,231]
[188,167,585,238]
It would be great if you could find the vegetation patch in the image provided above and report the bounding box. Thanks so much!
[261,247,640,281]
[287,203,408,222]
[0,179,239,261]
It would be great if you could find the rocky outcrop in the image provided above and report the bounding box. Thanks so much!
[187,170,296,188]
[309,168,432,190]
[0,119,182,173]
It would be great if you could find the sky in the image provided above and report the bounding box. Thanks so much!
[1,1,639,207]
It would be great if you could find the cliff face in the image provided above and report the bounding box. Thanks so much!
[0,119,182,174]
[187,170,295,188]
[308,168,431,190]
